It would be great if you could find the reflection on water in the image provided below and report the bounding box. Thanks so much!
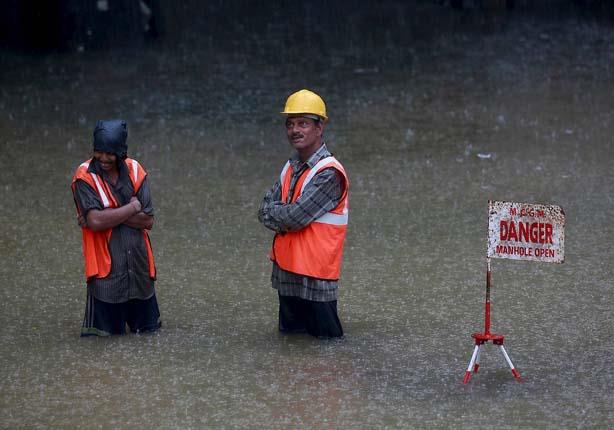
[1,3,613,429]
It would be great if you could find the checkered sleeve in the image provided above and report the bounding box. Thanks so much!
[258,179,282,232]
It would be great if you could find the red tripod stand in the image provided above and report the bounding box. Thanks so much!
[463,258,521,384]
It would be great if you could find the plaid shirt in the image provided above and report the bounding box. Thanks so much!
[258,144,344,302]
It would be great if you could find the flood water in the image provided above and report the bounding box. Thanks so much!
[1,3,613,429]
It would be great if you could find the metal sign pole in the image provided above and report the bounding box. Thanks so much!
[485,257,491,336]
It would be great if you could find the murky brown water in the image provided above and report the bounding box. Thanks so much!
[1,4,613,429]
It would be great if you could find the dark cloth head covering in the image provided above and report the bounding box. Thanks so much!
[93,119,128,159]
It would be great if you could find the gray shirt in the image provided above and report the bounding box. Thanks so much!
[258,144,345,302]
[73,160,155,303]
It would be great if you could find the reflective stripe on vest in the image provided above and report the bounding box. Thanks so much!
[300,156,349,226]
[130,159,138,184]
[91,173,110,207]
[314,210,348,225]
[80,161,114,208]
[299,156,342,194]
[279,160,291,185]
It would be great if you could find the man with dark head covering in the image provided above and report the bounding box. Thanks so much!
[71,119,161,336]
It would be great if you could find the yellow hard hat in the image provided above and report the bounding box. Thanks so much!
[281,89,328,120]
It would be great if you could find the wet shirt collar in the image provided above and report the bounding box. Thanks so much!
[289,143,331,170]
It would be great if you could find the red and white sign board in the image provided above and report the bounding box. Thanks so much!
[487,201,565,263]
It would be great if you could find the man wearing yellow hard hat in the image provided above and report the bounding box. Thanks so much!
[258,89,349,338]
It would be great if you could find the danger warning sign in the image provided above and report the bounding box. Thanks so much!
[487,201,565,263]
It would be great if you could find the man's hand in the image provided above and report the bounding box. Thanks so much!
[258,200,287,233]
[77,214,87,228]
[130,196,142,213]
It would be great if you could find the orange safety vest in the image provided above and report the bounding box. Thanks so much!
[271,156,349,280]
[71,158,156,281]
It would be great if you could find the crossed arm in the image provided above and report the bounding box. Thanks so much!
[84,197,153,231]
[74,179,154,232]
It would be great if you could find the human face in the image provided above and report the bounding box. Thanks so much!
[93,151,118,173]
[285,116,324,161]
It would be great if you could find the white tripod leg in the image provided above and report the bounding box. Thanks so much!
[474,344,482,373]
[463,345,479,384]
[498,345,521,380]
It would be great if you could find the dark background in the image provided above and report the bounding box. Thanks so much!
[2,0,613,53]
